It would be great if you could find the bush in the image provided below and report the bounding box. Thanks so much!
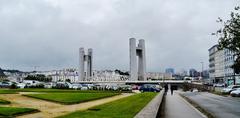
[10,83,17,89]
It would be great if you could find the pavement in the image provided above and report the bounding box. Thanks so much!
[182,92,240,118]
[163,91,206,118]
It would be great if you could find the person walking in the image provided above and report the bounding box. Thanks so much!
[164,84,168,95]
[170,85,174,95]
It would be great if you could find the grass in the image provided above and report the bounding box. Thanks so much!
[211,91,229,97]
[0,107,38,117]
[20,89,121,93]
[0,88,121,95]
[0,88,121,94]
[179,94,215,118]
[24,93,120,104]
[0,89,18,94]
[58,92,157,118]
[0,99,10,104]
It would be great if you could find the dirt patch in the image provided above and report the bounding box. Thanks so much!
[0,94,63,110]
[0,93,133,118]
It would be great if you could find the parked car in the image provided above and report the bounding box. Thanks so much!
[17,83,26,88]
[221,85,240,94]
[213,83,225,87]
[139,84,161,92]
[0,81,11,88]
[71,84,82,89]
[44,83,53,88]
[230,88,240,97]
[53,82,69,89]
[132,85,140,90]
[119,85,132,91]
[80,84,89,90]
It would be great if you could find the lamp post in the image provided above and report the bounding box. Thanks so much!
[200,62,204,81]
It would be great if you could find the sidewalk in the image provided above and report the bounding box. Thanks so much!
[163,91,206,118]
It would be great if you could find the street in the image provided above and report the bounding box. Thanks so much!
[182,92,240,118]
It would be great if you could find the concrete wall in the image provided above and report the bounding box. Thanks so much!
[135,90,165,118]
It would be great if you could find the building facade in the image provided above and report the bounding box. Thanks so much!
[209,45,240,85]
[165,68,175,75]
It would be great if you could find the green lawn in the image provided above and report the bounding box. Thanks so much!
[0,99,10,104]
[24,93,120,104]
[20,89,120,93]
[0,88,120,94]
[58,92,157,118]
[0,89,18,94]
[0,107,38,117]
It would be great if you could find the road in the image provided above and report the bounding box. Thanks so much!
[182,92,240,118]
[163,91,206,118]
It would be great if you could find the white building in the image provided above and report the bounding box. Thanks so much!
[209,45,225,83]
[209,45,240,85]
[37,69,129,83]
[92,70,128,81]
[147,72,173,80]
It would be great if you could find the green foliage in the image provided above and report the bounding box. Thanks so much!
[0,99,10,104]
[10,83,17,89]
[214,6,240,74]
[58,93,157,118]
[114,69,129,76]
[66,79,71,83]
[24,74,52,82]
[0,107,38,117]
[0,68,6,78]
[24,93,119,104]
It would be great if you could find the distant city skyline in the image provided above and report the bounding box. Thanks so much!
[0,0,239,72]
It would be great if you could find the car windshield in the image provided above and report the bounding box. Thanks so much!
[227,85,234,88]
[236,88,240,90]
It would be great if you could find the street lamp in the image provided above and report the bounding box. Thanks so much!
[200,62,204,80]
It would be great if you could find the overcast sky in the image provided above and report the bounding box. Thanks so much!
[0,0,239,72]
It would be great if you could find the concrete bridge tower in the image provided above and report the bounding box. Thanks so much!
[129,38,146,81]
[79,48,93,81]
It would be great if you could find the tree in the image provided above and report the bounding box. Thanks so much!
[214,6,240,75]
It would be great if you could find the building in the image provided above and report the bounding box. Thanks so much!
[209,45,240,85]
[165,68,175,75]
[147,72,173,80]
[189,68,198,77]
[224,49,240,85]
[209,45,225,83]
[92,70,128,81]
[38,68,129,82]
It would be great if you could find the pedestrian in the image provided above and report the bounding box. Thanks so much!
[164,84,168,95]
[170,85,174,95]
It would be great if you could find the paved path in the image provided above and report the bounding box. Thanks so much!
[163,91,206,118]
[0,93,133,118]
[182,92,240,118]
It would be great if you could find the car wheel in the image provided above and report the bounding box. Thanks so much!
[237,94,240,97]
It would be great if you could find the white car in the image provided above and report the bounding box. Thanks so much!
[221,85,240,94]
[17,83,26,88]
[230,88,240,97]
[71,84,82,89]
[213,83,225,87]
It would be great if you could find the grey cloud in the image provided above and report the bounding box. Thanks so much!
[0,0,239,72]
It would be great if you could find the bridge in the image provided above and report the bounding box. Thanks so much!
[77,80,190,84]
